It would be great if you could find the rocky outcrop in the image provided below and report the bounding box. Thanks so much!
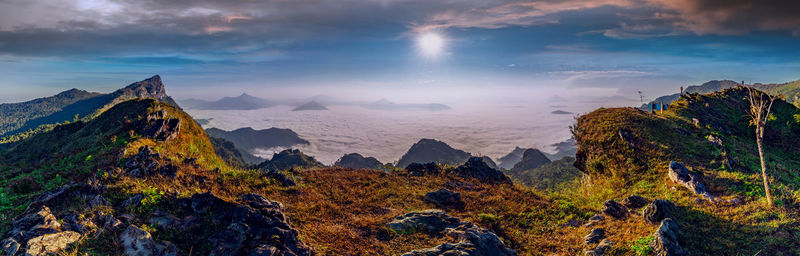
[140,109,181,141]
[585,239,613,256]
[1,206,82,256]
[123,145,179,178]
[584,228,605,245]
[389,210,517,256]
[650,218,687,256]
[406,162,442,177]
[643,199,676,225]
[119,225,178,256]
[601,199,628,219]
[264,169,297,187]
[453,157,512,184]
[424,188,464,209]
[621,195,649,209]
[668,161,715,201]
[334,153,384,170]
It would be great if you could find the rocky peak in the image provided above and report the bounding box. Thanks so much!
[118,75,167,99]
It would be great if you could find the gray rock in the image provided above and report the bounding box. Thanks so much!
[585,238,614,256]
[584,228,605,245]
[24,231,81,256]
[209,223,250,256]
[643,200,676,225]
[406,162,442,177]
[668,161,716,201]
[424,188,465,209]
[1,238,20,256]
[601,200,628,219]
[387,210,465,235]
[401,226,518,256]
[119,225,178,256]
[453,157,512,184]
[620,195,649,209]
[650,218,687,256]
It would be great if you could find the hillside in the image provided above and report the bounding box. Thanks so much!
[507,156,581,191]
[396,139,471,168]
[0,75,176,142]
[571,86,800,255]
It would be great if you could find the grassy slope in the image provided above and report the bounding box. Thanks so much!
[570,87,800,255]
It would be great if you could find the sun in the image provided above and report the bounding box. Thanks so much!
[417,32,445,58]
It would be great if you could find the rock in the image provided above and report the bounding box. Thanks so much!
[621,195,649,209]
[96,213,123,231]
[588,214,604,222]
[668,161,716,201]
[510,149,551,173]
[121,194,144,209]
[334,153,384,170]
[8,206,61,240]
[643,199,676,225]
[264,169,296,187]
[424,188,464,209]
[208,223,250,256]
[601,200,628,219]
[618,129,635,148]
[62,214,95,235]
[123,146,178,178]
[119,225,178,256]
[584,228,605,245]
[25,183,106,212]
[141,109,181,141]
[444,181,475,191]
[89,195,110,208]
[24,231,81,256]
[563,219,584,228]
[401,225,518,256]
[585,239,614,256]
[650,218,687,256]
[183,157,200,168]
[387,210,465,235]
[1,238,20,256]
[452,157,512,184]
[707,135,723,147]
[406,162,442,177]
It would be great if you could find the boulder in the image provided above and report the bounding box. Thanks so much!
[584,228,605,245]
[24,231,81,256]
[668,162,715,201]
[601,200,628,219]
[406,162,442,177]
[401,226,517,256]
[387,210,465,235]
[124,146,179,178]
[119,225,178,256]
[650,218,687,256]
[208,223,250,256]
[643,200,676,225]
[264,169,296,187]
[393,210,517,256]
[452,157,512,184]
[621,195,649,209]
[424,188,465,209]
[141,109,181,141]
[585,238,613,256]
[618,130,635,148]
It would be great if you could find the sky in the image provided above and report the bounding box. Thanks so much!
[1,0,800,104]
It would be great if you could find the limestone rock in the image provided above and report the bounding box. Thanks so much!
[119,225,178,256]
[406,162,442,177]
[387,209,465,235]
[621,195,649,209]
[584,228,605,245]
[643,200,676,225]
[424,188,465,209]
[668,161,715,201]
[24,231,81,256]
[452,157,512,184]
[650,218,687,256]
[601,200,628,219]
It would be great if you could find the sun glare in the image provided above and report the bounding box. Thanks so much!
[417,32,444,58]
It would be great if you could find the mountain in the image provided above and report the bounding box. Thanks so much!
[545,138,577,161]
[0,75,175,141]
[507,156,581,191]
[292,101,328,111]
[551,110,573,115]
[510,148,551,173]
[641,80,740,109]
[334,153,384,170]
[256,149,324,171]
[396,138,471,168]
[205,127,309,164]
[361,99,451,111]
[181,93,274,110]
[573,87,800,255]
[497,146,527,170]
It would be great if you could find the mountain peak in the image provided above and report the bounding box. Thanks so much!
[120,75,167,99]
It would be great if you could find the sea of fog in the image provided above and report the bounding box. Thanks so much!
[186,102,619,165]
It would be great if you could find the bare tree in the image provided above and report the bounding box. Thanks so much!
[746,87,776,207]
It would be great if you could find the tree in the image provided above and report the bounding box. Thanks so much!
[746,87,776,207]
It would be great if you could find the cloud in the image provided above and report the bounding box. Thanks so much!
[645,0,800,35]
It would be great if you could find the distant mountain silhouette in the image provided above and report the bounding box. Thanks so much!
[257,149,324,171]
[334,153,384,170]
[498,147,527,170]
[205,127,309,164]
[481,156,499,169]
[510,149,551,173]
[361,99,450,111]
[0,75,176,138]
[396,139,471,168]
[181,93,274,110]
[545,138,577,161]
[292,101,328,111]
[551,110,573,115]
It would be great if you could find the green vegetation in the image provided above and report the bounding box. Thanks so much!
[506,156,582,191]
